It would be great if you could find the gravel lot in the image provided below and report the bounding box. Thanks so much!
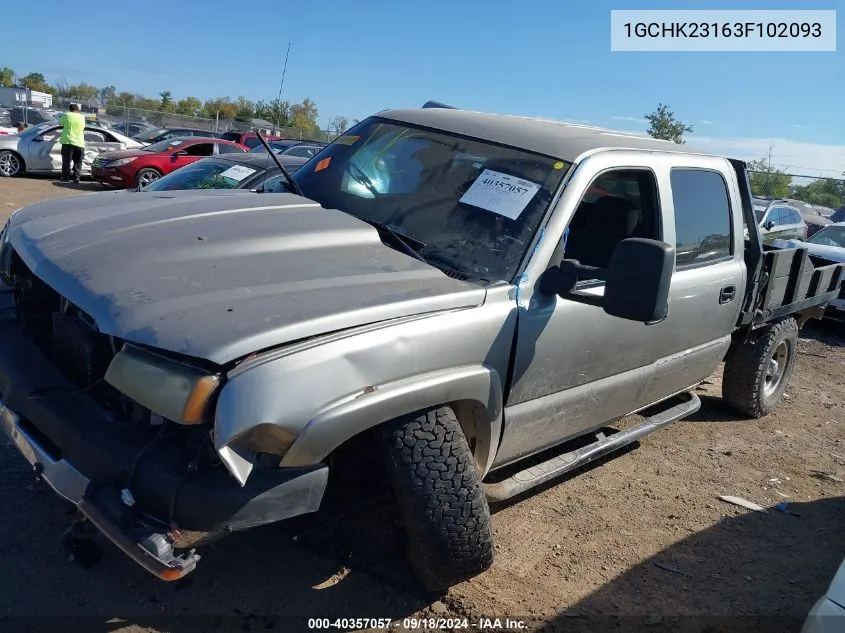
[0,176,843,633]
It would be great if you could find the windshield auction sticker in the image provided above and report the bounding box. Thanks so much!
[459,169,540,220]
[218,165,257,181]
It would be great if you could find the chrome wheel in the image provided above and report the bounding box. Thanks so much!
[137,170,160,187]
[0,151,21,177]
[763,340,789,397]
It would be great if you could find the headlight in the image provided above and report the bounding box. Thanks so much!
[105,157,137,168]
[105,345,221,425]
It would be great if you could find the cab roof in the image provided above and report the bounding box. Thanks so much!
[377,107,714,163]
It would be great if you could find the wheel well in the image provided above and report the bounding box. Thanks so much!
[1,150,26,172]
[323,399,488,474]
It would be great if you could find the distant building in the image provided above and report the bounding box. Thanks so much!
[248,118,277,134]
[0,87,53,108]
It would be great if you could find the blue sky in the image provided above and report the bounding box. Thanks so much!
[4,0,843,175]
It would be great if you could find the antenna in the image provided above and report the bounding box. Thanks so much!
[261,42,291,190]
[275,42,290,134]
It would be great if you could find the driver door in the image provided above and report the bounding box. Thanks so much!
[25,126,63,171]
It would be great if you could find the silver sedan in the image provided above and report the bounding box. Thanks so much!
[0,121,143,178]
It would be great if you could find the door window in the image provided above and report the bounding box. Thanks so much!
[35,127,61,142]
[84,130,107,143]
[562,169,661,273]
[670,168,733,268]
[284,146,318,158]
[183,143,214,157]
[216,142,244,154]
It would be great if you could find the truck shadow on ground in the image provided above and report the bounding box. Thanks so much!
[537,495,845,633]
[0,443,427,633]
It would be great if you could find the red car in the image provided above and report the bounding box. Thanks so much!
[91,137,248,188]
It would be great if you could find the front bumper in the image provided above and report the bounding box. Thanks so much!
[0,293,328,581]
[91,166,132,187]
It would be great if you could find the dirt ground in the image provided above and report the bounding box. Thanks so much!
[0,176,843,633]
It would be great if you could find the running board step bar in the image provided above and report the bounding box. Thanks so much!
[483,391,701,503]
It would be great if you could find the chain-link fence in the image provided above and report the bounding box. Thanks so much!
[42,96,339,143]
[748,170,844,214]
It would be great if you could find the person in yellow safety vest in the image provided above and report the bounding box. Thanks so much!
[59,103,86,183]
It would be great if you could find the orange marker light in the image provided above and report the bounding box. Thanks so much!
[159,568,184,581]
[181,375,220,424]
[314,157,331,172]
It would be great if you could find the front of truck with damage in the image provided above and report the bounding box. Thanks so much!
[0,113,570,580]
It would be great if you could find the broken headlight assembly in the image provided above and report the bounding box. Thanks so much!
[104,344,221,426]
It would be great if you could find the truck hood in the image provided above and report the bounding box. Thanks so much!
[6,190,486,365]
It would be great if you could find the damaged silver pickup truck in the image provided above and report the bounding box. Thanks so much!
[1,104,843,591]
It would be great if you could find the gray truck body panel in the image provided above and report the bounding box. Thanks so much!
[1,107,842,581]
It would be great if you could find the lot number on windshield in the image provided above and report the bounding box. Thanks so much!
[459,169,540,220]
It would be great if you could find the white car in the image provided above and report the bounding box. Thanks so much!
[774,222,845,322]
[0,121,143,178]
[802,555,845,632]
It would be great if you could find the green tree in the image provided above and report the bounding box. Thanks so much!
[791,178,843,209]
[644,103,694,144]
[290,98,319,130]
[176,96,203,117]
[99,85,117,105]
[158,91,174,112]
[747,146,791,198]
[255,99,291,128]
[136,97,160,111]
[329,115,349,135]
[202,97,237,120]
[0,67,14,88]
[68,82,99,105]
[20,72,50,93]
[234,96,255,121]
[116,91,136,107]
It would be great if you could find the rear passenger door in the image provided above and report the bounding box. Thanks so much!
[640,161,745,403]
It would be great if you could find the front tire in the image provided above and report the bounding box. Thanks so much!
[0,150,24,177]
[376,406,494,593]
[722,317,799,418]
[135,167,162,188]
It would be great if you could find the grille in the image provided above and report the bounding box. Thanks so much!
[12,252,116,389]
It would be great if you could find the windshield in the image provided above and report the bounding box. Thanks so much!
[134,128,169,141]
[142,138,187,153]
[806,225,845,248]
[248,141,296,153]
[142,158,262,191]
[292,118,570,282]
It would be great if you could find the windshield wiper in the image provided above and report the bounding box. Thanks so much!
[360,219,429,265]
[349,162,381,197]
[255,131,304,197]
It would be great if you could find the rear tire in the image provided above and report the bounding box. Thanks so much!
[0,150,24,177]
[376,406,494,593]
[722,317,799,418]
[135,168,162,188]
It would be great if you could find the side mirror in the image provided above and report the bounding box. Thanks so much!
[603,238,674,322]
[541,238,674,323]
[173,150,188,158]
[763,220,775,231]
